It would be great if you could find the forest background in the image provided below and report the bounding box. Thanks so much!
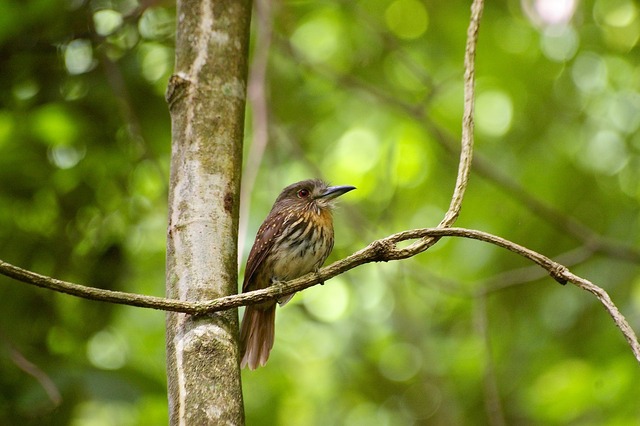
[0,0,639,424]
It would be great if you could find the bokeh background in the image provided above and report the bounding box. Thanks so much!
[1,0,639,424]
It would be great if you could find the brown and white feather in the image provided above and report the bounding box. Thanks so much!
[239,179,352,369]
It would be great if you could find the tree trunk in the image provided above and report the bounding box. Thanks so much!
[165,0,251,424]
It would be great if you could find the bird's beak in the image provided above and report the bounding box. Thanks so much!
[317,185,356,200]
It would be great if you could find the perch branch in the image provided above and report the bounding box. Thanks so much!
[1,227,638,363]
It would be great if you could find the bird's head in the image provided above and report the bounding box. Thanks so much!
[274,179,355,213]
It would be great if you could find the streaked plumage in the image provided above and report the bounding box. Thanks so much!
[240,179,355,369]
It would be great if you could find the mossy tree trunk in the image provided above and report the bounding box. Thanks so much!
[165,0,251,423]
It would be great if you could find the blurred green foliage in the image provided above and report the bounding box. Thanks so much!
[0,0,639,424]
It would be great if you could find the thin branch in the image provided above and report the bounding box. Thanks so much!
[0,259,191,311]
[238,0,274,263]
[0,228,561,310]
[393,0,484,257]
[442,0,483,227]
[95,38,169,193]
[2,338,62,408]
[474,294,506,426]
[2,227,638,363]
[566,271,640,363]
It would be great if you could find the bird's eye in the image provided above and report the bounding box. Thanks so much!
[297,189,310,198]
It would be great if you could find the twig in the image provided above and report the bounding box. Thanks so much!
[238,0,274,263]
[443,0,483,226]
[1,336,62,408]
[2,227,638,363]
[474,294,506,426]
[566,272,640,363]
[95,38,169,193]
[0,258,190,311]
[391,0,484,257]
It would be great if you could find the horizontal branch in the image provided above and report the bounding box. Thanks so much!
[0,259,193,312]
[1,227,638,363]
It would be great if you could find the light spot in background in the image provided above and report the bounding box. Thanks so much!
[608,91,640,134]
[540,25,579,62]
[71,401,137,426]
[617,161,640,198]
[93,9,123,36]
[87,329,128,370]
[326,126,380,189]
[571,52,608,94]
[522,0,577,27]
[357,270,395,324]
[582,130,628,174]
[65,39,96,75]
[475,90,513,137]
[12,79,39,101]
[291,12,342,63]
[385,0,429,40]
[48,145,86,169]
[593,0,640,51]
[594,0,637,28]
[139,43,171,82]
[335,128,380,172]
[110,24,141,51]
[392,124,429,186]
[61,79,89,101]
[138,7,175,40]
[303,278,350,322]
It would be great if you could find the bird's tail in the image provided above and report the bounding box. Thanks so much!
[240,304,276,370]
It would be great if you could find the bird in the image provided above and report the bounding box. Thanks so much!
[239,179,355,369]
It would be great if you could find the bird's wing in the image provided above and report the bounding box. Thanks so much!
[242,210,288,292]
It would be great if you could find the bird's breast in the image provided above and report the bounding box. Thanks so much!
[270,209,335,281]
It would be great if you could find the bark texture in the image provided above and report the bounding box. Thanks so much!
[165,0,251,424]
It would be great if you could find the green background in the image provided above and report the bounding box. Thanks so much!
[0,0,639,424]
